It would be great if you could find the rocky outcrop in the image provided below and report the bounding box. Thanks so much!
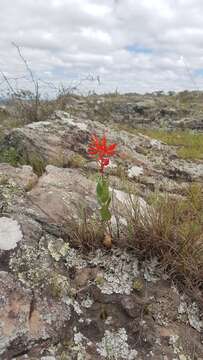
[62,93,203,130]
[1,110,202,192]
[0,164,38,190]
[0,111,202,359]
[0,168,202,359]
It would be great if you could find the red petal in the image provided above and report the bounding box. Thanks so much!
[101,135,107,147]
[108,143,117,151]
[88,151,97,156]
[106,143,117,155]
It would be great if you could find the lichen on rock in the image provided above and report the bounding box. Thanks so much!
[96,328,138,359]
[178,298,203,332]
[0,217,23,250]
[91,248,139,295]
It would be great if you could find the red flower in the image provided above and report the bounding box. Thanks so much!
[88,134,117,174]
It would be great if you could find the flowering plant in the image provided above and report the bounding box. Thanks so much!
[88,134,117,222]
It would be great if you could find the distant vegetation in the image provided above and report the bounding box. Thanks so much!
[140,129,203,160]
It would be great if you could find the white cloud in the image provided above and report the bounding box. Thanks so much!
[1,0,203,94]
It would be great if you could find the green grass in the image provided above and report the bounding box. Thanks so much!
[0,147,22,166]
[0,147,45,176]
[140,129,203,160]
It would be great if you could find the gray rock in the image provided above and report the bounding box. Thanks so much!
[0,107,202,359]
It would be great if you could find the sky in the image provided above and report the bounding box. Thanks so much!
[1,0,203,95]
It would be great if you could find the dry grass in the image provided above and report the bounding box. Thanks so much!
[66,208,105,250]
[126,184,203,293]
[67,183,203,303]
[67,154,87,168]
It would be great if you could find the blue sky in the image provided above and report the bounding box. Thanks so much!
[1,0,203,94]
[194,69,203,77]
[126,45,153,54]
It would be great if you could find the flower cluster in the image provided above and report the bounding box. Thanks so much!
[88,134,117,175]
[87,133,117,222]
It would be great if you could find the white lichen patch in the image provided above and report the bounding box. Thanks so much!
[48,238,70,261]
[169,335,191,360]
[55,111,88,131]
[143,257,160,283]
[81,295,94,309]
[0,217,23,250]
[67,118,88,131]
[178,299,203,333]
[90,248,139,295]
[150,139,162,150]
[128,165,144,178]
[96,328,138,359]
[27,120,51,129]
[69,329,92,360]
[187,303,202,332]
[65,298,82,315]
[65,248,87,269]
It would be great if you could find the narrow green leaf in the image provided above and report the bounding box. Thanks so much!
[96,180,103,198]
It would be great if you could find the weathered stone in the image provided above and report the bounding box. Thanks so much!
[0,271,72,359]
[0,164,38,190]
[0,271,32,358]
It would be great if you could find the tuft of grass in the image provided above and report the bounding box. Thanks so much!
[0,146,45,176]
[66,207,104,250]
[27,153,45,176]
[67,153,87,168]
[126,184,203,293]
[140,129,203,160]
[0,147,22,166]
[64,183,203,301]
